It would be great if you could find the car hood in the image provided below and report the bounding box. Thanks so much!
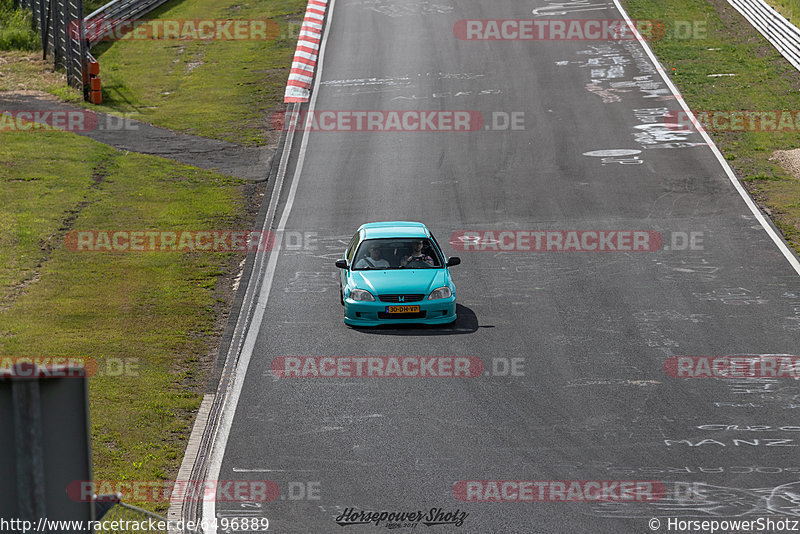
[350,269,450,296]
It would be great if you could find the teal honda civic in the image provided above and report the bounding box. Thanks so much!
[335,222,460,326]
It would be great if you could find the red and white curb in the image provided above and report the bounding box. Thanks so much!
[284,0,329,103]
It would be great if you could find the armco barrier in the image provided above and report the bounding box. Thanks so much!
[84,0,173,48]
[16,0,103,101]
[82,0,177,102]
[17,0,89,96]
[729,0,800,72]
[20,0,324,103]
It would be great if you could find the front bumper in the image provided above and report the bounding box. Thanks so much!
[343,296,456,326]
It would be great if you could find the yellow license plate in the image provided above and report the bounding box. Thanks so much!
[386,305,420,314]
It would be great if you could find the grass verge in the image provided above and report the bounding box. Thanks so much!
[0,127,260,514]
[0,50,83,98]
[621,0,800,255]
[0,0,39,51]
[766,0,800,26]
[1,0,300,517]
[87,0,307,145]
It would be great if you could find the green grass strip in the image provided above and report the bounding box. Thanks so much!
[622,0,800,253]
[88,0,308,145]
[0,0,40,51]
[0,128,249,513]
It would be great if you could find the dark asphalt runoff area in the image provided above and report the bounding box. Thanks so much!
[0,92,272,180]
[207,0,800,532]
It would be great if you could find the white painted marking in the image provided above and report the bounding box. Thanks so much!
[233,468,318,472]
[202,0,339,531]
[533,2,611,16]
[583,149,641,157]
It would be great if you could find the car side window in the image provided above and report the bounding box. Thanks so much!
[346,232,360,264]
[427,234,446,265]
[429,233,443,257]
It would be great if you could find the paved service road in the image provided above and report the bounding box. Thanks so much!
[205,0,800,531]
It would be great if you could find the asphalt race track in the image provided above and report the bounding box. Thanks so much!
[201,0,800,531]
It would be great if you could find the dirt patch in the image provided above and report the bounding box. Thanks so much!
[0,51,71,93]
[770,149,800,180]
[184,46,206,74]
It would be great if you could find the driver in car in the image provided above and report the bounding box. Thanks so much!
[400,240,434,267]
[355,245,390,269]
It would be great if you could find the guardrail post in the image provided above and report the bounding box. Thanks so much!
[42,0,52,60]
[77,0,90,100]
[86,56,101,103]
[31,0,39,33]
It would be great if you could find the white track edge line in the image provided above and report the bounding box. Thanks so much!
[201,0,337,530]
[613,0,800,276]
[196,3,800,529]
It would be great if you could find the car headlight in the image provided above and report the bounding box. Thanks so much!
[428,287,452,300]
[350,289,375,302]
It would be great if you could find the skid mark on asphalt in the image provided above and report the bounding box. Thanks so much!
[343,0,453,17]
[319,72,501,100]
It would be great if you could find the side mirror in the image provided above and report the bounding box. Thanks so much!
[446,257,461,267]
[335,259,348,269]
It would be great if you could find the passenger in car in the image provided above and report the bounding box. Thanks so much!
[355,245,390,269]
[400,240,434,267]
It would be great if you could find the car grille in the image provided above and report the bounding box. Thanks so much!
[378,311,427,319]
[379,294,425,303]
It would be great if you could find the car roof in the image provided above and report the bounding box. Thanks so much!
[359,221,430,239]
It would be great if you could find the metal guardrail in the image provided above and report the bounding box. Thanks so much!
[84,0,172,48]
[17,0,88,93]
[16,0,173,100]
[728,0,800,72]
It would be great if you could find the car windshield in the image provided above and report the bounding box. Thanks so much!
[352,238,443,270]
